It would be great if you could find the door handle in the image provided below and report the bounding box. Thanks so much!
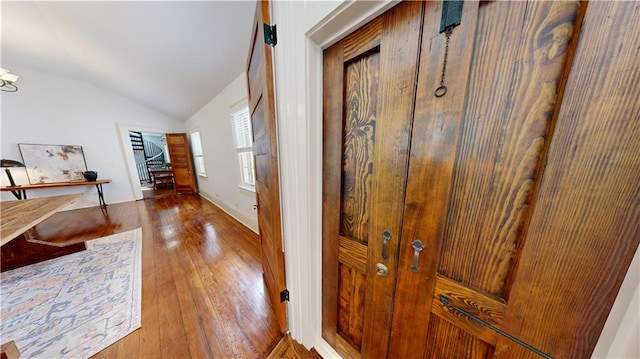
[411,240,424,272]
[382,230,392,259]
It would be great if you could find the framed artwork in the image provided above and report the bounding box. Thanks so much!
[18,143,88,184]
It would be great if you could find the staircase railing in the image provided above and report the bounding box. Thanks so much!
[135,162,150,183]
[129,132,167,184]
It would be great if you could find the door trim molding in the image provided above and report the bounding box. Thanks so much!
[271,0,395,356]
[117,123,172,200]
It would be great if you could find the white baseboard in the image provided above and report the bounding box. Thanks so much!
[198,190,258,233]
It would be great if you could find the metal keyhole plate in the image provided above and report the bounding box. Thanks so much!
[376,263,389,276]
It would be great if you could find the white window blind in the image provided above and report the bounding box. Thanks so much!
[233,108,253,149]
[189,131,206,176]
[231,105,255,190]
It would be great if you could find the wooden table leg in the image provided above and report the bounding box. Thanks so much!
[95,183,107,208]
[1,340,20,359]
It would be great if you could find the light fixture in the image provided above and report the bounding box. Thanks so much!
[1,68,19,92]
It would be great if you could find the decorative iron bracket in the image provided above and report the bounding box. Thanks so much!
[440,295,553,359]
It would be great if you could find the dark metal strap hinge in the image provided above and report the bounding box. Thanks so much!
[439,0,464,33]
[264,23,277,47]
[280,289,289,302]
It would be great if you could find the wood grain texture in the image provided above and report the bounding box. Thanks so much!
[326,1,639,357]
[495,2,640,358]
[266,335,323,359]
[21,195,285,359]
[165,133,196,194]
[343,17,382,63]
[431,274,507,345]
[388,2,480,358]
[324,3,424,358]
[439,0,581,298]
[25,202,135,247]
[0,194,82,245]
[247,0,288,334]
[336,334,362,359]
[334,30,382,357]
[246,24,264,106]
[340,50,380,245]
[360,2,424,358]
[423,316,494,359]
[338,236,368,274]
[1,236,86,272]
[149,169,174,190]
[324,4,424,357]
[0,341,19,359]
[338,263,366,350]
[322,38,345,348]
[1,179,111,191]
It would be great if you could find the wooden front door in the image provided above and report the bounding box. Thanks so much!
[246,0,287,333]
[322,2,424,357]
[165,133,196,194]
[323,1,640,358]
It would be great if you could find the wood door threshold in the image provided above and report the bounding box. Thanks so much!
[267,335,323,359]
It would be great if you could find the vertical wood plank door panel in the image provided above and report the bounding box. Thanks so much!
[323,0,640,358]
[322,1,424,358]
[393,1,586,358]
[165,133,196,194]
[389,1,640,359]
[246,0,287,334]
[388,2,480,356]
[494,2,640,357]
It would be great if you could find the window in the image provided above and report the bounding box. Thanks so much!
[231,105,255,190]
[189,131,207,177]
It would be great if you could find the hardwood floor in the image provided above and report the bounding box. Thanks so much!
[142,185,175,199]
[267,335,323,359]
[8,195,284,358]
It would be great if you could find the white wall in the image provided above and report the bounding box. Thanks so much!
[0,67,184,209]
[184,73,257,232]
[592,247,640,358]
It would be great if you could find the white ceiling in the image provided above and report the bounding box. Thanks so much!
[1,1,257,122]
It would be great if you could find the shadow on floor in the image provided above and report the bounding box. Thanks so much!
[142,183,175,199]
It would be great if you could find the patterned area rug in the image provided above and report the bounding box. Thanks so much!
[1,228,142,358]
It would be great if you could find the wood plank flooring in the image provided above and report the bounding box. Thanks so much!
[4,194,290,358]
[267,335,323,359]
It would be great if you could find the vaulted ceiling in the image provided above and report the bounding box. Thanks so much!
[1,1,256,121]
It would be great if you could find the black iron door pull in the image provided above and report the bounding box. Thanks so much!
[440,295,553,359]
[382,230,391,260]
[411,240,424,272]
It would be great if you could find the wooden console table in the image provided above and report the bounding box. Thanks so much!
[149,169,174,190]
[1,179,111,208]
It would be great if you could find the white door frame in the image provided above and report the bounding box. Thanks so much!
[117,123,172,200]
[270,1,397,357]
